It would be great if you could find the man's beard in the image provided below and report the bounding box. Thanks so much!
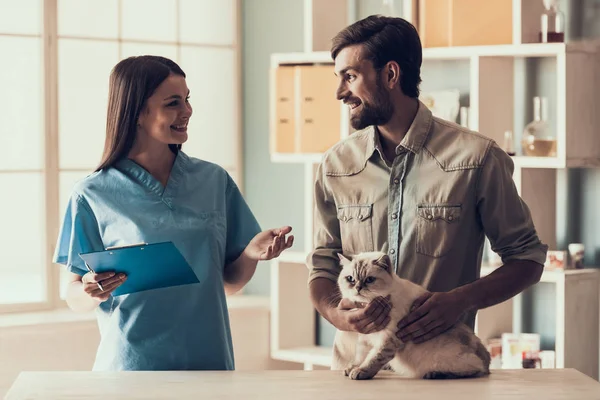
[349,78,394,130]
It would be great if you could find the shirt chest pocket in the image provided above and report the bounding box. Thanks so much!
[337,204,374,255]
[416,204,462,258]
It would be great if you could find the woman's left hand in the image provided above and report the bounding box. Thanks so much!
[245,226,294,261]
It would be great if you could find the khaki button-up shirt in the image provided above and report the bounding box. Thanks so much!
[307,101,548,329]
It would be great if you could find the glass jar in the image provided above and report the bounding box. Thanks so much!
[504,130,516,156]
[522,350,541,369]
[521,96,556,157]
[540,0,565,43]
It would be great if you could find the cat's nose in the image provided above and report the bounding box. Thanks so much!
[356,285,363,293]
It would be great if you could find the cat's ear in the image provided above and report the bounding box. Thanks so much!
[337,253,351,267]
[374,254,392,273]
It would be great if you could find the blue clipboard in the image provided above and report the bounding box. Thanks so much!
[78,241,199,296]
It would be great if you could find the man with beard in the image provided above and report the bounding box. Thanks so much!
[306,15,548,370]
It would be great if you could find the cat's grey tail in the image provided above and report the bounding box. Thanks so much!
[475,340,492,374]
[423,370,490,379]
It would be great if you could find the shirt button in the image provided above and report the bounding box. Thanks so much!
[390,249,396,254]
[427,214,433,220]
[393,178,400,184]
[392,212,398,219]
[448,216,454,221]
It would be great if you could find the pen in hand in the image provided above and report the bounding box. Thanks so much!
[81,263,127,301]
[84,261,105,292]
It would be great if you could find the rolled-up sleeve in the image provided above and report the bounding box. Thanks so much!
[306,162,342,283]
[476,143,548,265]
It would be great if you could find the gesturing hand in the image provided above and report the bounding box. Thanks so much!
[335,295,392,334]
[396,291,467,344]
[81,271,127,302]
[245,226,294,261]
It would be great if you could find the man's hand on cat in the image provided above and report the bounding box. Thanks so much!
[335,295,392,334]
[395,291,466,344]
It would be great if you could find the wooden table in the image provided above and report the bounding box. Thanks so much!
[4,369,600,399]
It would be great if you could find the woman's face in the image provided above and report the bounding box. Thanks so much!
[137,73,193,146]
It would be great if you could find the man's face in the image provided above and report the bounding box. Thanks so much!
[334,45,394,130]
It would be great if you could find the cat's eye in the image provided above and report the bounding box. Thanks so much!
[345,276,355,284]
[365,276,376,284]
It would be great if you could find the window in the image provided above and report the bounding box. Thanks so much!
[0,0,241,312]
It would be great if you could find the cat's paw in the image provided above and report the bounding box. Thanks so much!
[344,365,357,377]
[348,368,376,380]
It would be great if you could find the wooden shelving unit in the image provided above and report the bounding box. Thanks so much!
[267,0,600,379]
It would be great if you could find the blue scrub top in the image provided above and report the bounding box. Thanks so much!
[53,151,261,371]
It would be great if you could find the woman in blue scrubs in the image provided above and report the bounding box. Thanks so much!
[53,55,293,371]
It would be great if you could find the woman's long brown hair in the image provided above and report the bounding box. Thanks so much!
[96,56,186,172]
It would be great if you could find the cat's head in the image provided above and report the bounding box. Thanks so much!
[337,251,393,302]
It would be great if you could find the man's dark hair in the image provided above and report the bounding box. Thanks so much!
[331,15,422,98]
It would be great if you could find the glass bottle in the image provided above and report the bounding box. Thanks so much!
[504,130,516,156]
[540,0,565,43]
[521,96,556,157]
[522,350,541,369]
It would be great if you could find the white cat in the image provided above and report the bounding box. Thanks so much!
[334,251,491,380]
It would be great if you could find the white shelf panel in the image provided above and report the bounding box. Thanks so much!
[271,154,597,169]
[277,250,309,264]
[481,264,599,283]
[270,153,323,164]
[512,156,565,169]
[422,42,596,60]
[271,153,600,169]
[271,346,333,367]
[271,42,600,67]
[271,52,333,68]
[226,295,270,310]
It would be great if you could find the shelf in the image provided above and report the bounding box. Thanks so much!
[422,42,598,60]
[226,295,270,310]
[275,254,600,283]
[512,156,564,169]
[270,152,323,164]
[277,252,600,283]
[271,52,334,67]
[271,153,600,169]
[277,250,309,264]
[271,346,333,367]
[481,264,600,283]
[510,156,600,169]
[271,42,600,67]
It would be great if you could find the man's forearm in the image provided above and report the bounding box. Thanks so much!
[453,259,544,312]
[223,250,257,295]
[309,277,343,327]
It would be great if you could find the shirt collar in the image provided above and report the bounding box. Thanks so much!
[115,150,188,198]
[367,100,433,160]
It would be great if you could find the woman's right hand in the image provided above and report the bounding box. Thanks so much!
[81,271,127,302]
